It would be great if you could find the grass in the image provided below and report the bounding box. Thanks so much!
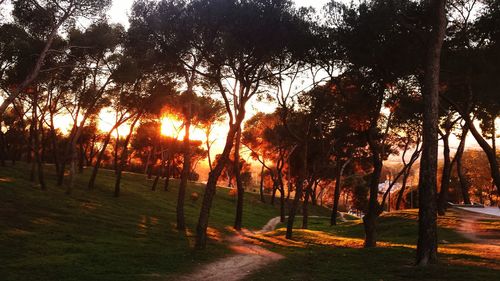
[245,211,499,281]
[1,163,499,281]
[0,162,328,281]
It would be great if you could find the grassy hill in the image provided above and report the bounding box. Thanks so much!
[246,211,499,281]
[0,163,328,281]
[1,163,498,281]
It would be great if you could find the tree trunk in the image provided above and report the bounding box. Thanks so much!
[286,143,308,239]
[0,13,70,118]
[363,164,382,248]
[437,132,451,215]
[396,170,410,210]
[87,135,97,166]
[32,93,46,190]
[151,168,160,191]
[114,114,141,197]
[331,167,342,225]
[57,154,66,186]
[259,164,266,203]
[416,0,446,266]
[302,185,311,229]
[464,118,500,195]
[67,144,78,195]
[311,180,318,206]
[455,126,471,204]
[279,183,286,223]
[177,103,192,231]
[113,133,120,174]
[364,129,383,248]
[396,143,421,210]
[0,132,5,166]
[363,212,377,247]
[67,111,93,193]
[88,131,113,190]
[195,119,240,249]
[271,183,277,205]
[78,142,84,173]
[164,158,170,191]
[148,145,156,179]
[49,113,61,177]
[144,146,152,176]
[233,127,245,230]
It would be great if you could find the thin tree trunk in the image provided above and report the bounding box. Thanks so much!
[437,132,452,215]
[286,143,308,239]
[416,0,446,266]
[271,183,277,205]
[233,127,245,230]
[464,118,500,195]
[87,135,97,166]
[0,12,71,118]
[144,146,152,175]
[67,110,94,193]
[195,119,240,249]
[164,157,170,191]
[152,167,160,191]
[49,113,60,177]
[67,144,79,195]
[331,168,342,225]
[279,181,286,223]
[363,128,383,248]
[177,103,192,231]
[259,164,265,203]
[396,142,421,210]
[113,132,120,174]
[455,126,470,204]
[88,130,114,190]
[114,114,141,197]
[78,142,84,173]
[331,159,350,225]
[311,180,318,206]
[148,145,156,180]
[302,183,312,229]
[396,169,411,210]
[0,132,6,166]
[32,92,46,190]
[29,122,35,182]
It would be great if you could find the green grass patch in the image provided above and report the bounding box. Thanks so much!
[247,211,499,280]
[0,163,328,281]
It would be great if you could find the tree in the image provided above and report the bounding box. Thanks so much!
[322,0,425,247]
[416,0,447,266]
[0,0,112,118]
[193,0,313,248]
[439,0,500,196]
[56,22,124,194]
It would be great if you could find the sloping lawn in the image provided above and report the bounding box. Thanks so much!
[246,210,499,281]
[0,163,328,281]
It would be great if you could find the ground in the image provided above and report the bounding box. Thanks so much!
[243,209,499,281]
[0,163,328,281]
[1,163,499,281]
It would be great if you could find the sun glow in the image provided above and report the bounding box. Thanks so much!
[160,115,211,142]
[97,109,132,136]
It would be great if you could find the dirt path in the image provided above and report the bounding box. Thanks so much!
[177,215,336,281]
[453,208,500,245]
[176,221,284,281]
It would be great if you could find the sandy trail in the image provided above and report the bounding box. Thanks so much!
[176,214,336,281]
[454,208,500,245]
[176,220,284,281]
